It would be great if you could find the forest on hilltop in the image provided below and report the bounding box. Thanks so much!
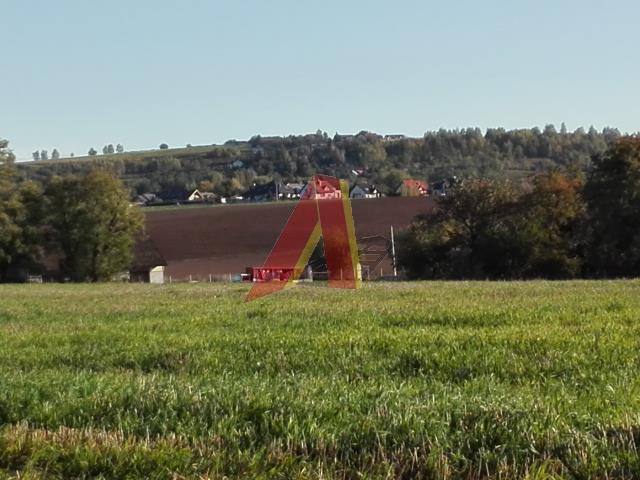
[19,125,624,198]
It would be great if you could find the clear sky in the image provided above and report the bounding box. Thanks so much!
[2,0,639,161]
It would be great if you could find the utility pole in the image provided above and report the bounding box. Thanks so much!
[390,226,397,278]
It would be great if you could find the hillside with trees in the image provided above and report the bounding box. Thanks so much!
[19,125,623,199]
[4,133,640,281]
[397,137,640,280]
[1,139,141,282]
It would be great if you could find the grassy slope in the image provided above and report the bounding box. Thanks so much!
[20,143,248,166]
[0,281,639,479]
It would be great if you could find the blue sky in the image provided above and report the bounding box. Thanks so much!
[2,0,639,160]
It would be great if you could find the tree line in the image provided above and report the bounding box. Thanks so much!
[4,134,640,282]
[1,140,141,282]
[20,126,624,199]
[33,144,125,160]
[397,137,640,279]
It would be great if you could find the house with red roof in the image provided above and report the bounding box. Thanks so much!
[301,177,343,200]
[397,179,429,197]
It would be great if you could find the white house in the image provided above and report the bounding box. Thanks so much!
[349,185,382,199]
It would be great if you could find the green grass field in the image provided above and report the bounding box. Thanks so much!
[1,281,640,479]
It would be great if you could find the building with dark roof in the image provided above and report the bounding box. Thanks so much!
[130,237,167,283]
[397,179,429,197]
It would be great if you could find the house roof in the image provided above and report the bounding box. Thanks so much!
[279,183,305,195]
[431,180,450,190]
[301,177,341,198]
[131,236,167,269]
[136,193,157,202]
[157,189,190,202]
[401,179,428,191]
[242,181,277,198]
[244,179,340,200]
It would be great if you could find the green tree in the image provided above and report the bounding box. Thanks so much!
[583,137,640,276]
[0,141,22,279]
[45,170,143,281]
[88,147,97,156]
[197,179,214,192]
[379,169,406,195]
[520,172,584,277]
[397,180,522,279]
[219,177,243,197]
[273,147,294,177]
[359,143,387,171]
[51,148,60,159]
[208,171,224,191]
[397,175,584,279]
[0,140,44,281]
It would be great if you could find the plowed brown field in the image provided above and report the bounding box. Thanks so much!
[144,197,435,280]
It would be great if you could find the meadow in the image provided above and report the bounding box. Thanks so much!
[0,281,639,479]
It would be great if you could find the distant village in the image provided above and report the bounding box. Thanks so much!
[133,174,454,208]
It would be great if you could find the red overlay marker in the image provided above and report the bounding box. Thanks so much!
[246,175,360,301]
